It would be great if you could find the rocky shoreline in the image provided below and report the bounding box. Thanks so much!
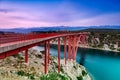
[80,46,120,53]
[0,48,92,80]
[50,42,120,53]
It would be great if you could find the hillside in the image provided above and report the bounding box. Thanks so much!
[79,28,120,51]
[0,48,91,80]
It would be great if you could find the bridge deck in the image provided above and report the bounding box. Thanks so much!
[0,34,66,53]
[0,33,86,54]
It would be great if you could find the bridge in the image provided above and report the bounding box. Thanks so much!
[0,32,87,74]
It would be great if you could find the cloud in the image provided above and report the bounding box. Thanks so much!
[0,1,120,29]
[0,8,15,13]
[66,12,120,26]
[0,0,91,28]
[0,10,120,28]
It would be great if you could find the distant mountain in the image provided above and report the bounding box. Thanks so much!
[0,26,86,33]
[0,25,120,33]
[89,25,120,29]
[80,28,120,32]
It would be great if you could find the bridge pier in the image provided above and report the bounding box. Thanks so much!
[64,36,67,64]
[44,42,48,74]
[25,49,28,63]
[67,35,81,61]
[68,36,71,60]
[58,37,60,73]
[47,41,50,64]
[44,41,50,74]
[82,34,86,44]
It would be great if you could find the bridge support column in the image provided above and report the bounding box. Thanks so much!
[73,36,79,60]
[44,41,50,74]
[68,35,80,61]
[68,36,71,60]
[72,36,76,60]
[58,37,60,73]
[44,41,48,74]
[82,34,86,44]
[48,41,50,64]
[64,36,67,64]
[25,49,28,63]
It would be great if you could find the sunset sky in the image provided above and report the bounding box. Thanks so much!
[0,0,120,29]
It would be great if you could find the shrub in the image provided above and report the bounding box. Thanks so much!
[30,67,35,71]
[40,51,45,54]
[77,75,83,80]
[17,60,24,63]
[30,75,35,80]
[40,71,68,80]
[5,58,11,63]
[17,70,25,76]
[13,54,24,60]
[40,74,47,80]
[73,65,78,69]
[117,48,120,51]
[13,54,20,58]
[58,74,68,80]
[17,70,35,80]
[60,65,64,73]
[82,70,87,76]
[36,54,42,58]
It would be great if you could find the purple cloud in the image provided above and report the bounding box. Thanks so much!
[0,0,120,29]
[0,8,15,13]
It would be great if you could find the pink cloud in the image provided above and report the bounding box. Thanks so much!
[0,1,120,29]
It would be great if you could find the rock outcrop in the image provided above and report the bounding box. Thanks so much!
[0,48,91,80]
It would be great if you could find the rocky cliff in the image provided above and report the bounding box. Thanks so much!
[0,48,91,80]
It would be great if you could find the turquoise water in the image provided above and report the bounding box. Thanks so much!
[34,45,120,80]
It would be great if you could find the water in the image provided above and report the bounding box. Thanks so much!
[33,45,120,80]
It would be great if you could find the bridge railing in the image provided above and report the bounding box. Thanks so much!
[0,32,87,45]
[0,33,62,45]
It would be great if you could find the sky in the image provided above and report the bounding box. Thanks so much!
[0,0,120,29]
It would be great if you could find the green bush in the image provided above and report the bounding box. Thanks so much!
[40,74,47,80]
[13,54,24,60]
[5,58,12,63]
[73,65,77,69]
[77,75,83,80]
[40,51,45,54]
[58,74,68,80]
[40,71,68,80]
[30,67,35,71]
[17,70,35,80]
[117,48,120,51]
[82,70,87,76]
[17,70,25,76]
[60,65,64,73]
[30,75,35,80]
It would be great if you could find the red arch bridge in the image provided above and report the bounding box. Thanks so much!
[0,32,87,74]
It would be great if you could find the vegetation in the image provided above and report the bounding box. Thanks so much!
[81,28,120,50]
[13,54,24,61]
[17,70,25,76]
[40,51,45,54]
[73,65,77,69]
[40,71,68,80]
[117,48,120,51]
[82,70,87,76]
[17,70,35,80]
[77,75,83,80]
[60,65,64,73]
[5,57,12,63]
